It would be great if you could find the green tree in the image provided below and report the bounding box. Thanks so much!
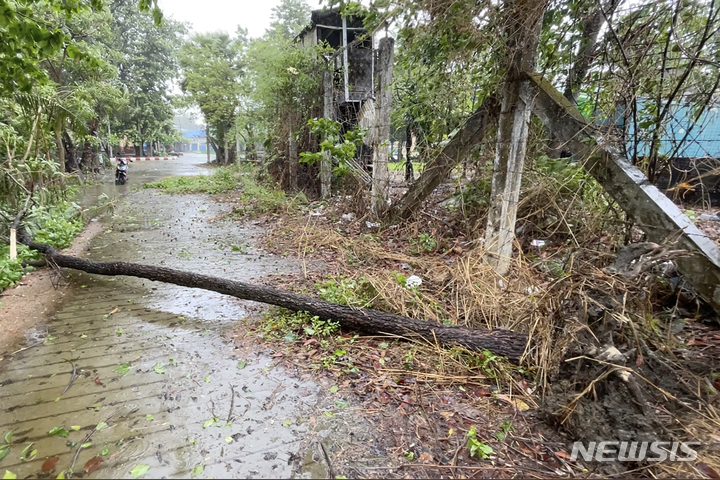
[0,0,162,94]
[179,30,246,164]
[267,0,311,40]
[108,0,185,156]
[38,3,126,171]
[244,32,325,170]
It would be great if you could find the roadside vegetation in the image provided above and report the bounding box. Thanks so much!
[144,167,241,195]
[1,0,182,292]
[144,165,306,217]
[138,0,720,474]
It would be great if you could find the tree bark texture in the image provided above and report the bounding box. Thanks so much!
[563,1,619,103]
[62,131,78,172]
[484,0,547,276]
[81,119,98,171]
[26,241,528,361]
[371,37,394,217]
[386,96,500,220]
[55,117,65,168]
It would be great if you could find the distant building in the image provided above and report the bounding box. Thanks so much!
[621,101,720,204]
[622,101,720,159]
[181,129,214,153]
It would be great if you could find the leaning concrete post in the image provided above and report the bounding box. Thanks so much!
[526,71,720,314]
[371,36,394,217]
[484,0,547,276]
[321,70,334,199]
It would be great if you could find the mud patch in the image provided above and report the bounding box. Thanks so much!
[542,314,720,476]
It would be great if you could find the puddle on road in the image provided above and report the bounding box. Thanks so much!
[0,156,382,478]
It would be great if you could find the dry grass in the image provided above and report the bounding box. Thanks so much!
[256,197,720,477]
[271,208,624,383]
[241,149,720,477]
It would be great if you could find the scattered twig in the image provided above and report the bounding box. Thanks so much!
[68,407,134,475]
[319,441,335,479]
[226,385,236,424]
[61,360,78,395]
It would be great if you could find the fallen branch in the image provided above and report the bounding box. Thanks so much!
[61,360,78,396]
[24,240,528,362]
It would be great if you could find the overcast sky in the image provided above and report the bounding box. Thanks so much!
[157,0,324,38]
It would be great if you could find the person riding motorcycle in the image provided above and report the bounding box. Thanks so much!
[115,157,133,185]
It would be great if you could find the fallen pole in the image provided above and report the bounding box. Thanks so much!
[386,95,500,220]
[525,71,720,314]
[26,240,529,362]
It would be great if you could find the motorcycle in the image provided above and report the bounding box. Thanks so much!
[115,158,132,185]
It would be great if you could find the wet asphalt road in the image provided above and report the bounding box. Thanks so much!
[0,155,365,478]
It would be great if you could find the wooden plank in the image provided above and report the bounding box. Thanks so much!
[525,71,720,312]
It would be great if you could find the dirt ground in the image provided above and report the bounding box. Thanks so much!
[0,220,104,357]
[234,189,720,479]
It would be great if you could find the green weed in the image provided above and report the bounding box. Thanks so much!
[260,309,340,341]
[145,165,304,217]
[26,201,83,249]
[466,426,493,459]
[495,420,513,441]
[410,232,438,254]
[316,276,375,308]
[0,201,83,290]
[447,348,503,378]
[0,245,38,289]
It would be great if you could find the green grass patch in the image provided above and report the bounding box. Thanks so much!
[232,173,303,216]
[143,166,239,195]
[388,161,424,173]
[145,165,306,217]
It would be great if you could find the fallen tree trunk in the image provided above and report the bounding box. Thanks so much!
[28,241,529,362]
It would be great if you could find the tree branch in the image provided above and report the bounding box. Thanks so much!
[20,238,529,362]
